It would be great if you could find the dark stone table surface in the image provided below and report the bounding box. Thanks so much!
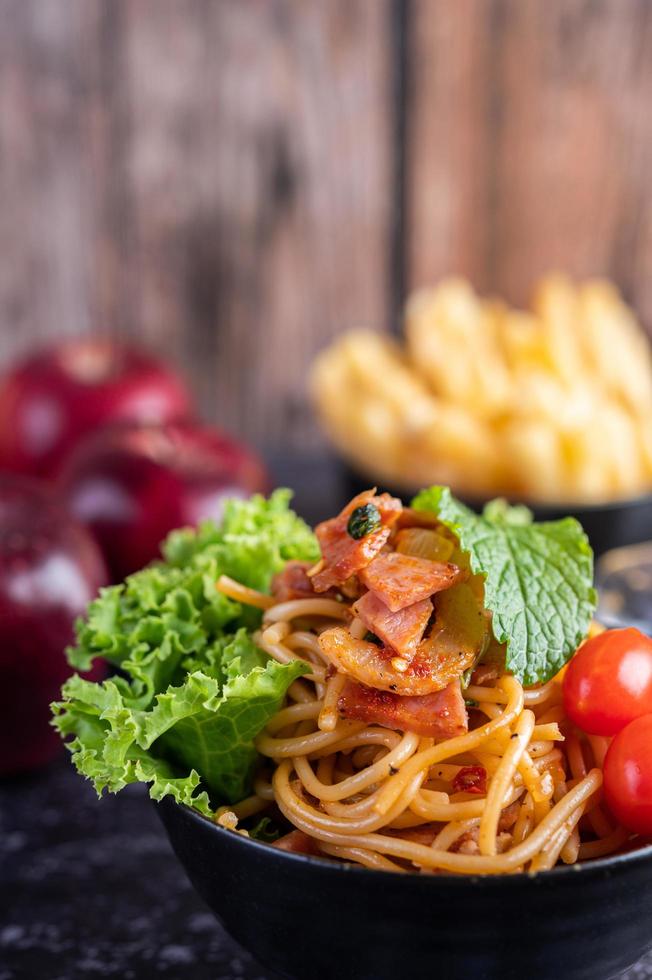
[1,456,652,979]
[1,761,278,980]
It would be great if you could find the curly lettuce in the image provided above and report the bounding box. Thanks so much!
[51,490,318,816]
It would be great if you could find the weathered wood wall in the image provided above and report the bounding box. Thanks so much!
[1,0,652,452]
[406,0,652,312]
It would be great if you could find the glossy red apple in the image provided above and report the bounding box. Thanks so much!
[59,421,270,580]
[0,476,108,775]
[0,338,193,477]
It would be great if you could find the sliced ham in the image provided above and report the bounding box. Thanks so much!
[272,830,321,856]
[388,825,439,846]
[498,801,521,831]
[318,625,478,696]
[352,590,432,659]
[359,552,465,612]
[337,678,468,740]
[271,561,320,602]
[453,830,512,856]
[311,490,402,593]
[449,803,520,855]
[471,663,501,686]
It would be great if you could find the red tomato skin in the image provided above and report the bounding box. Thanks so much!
[563,628,652,736]
[603,714,652,836]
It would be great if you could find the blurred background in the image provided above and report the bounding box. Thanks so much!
[3,0,652,456]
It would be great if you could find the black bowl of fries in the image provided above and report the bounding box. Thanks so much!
[313,274,652,554]
[157,797,652,980]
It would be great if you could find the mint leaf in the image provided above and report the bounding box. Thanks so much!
[412,486,597,685]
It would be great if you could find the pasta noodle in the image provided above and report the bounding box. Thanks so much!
[215,577,636,875]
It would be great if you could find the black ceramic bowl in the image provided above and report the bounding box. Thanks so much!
[343,466,652,556]
[157,797,652,980]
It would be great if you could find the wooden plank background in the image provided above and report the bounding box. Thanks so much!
[1,0,652,453]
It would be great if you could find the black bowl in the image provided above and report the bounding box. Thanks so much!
[156,797,652,980]
[343,466,652,556]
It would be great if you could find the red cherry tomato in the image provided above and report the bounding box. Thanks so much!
[563,628,652,736]
[603,714,652,835]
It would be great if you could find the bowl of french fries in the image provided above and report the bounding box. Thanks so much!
[310,274,652,552]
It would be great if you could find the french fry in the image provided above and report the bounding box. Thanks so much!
[405,279,512,419]
[310,276,652,502]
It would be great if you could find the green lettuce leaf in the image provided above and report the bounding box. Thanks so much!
[52,490,317,812]
[164,488,319,592]
[412,486,597,685]
[52,645,306,810]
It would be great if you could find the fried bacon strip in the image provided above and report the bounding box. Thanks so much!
[352,590,433,660]
[271,561,320,602]
[310,490,402,592]
[359,551,465,612]
[471,663,501,686]
[337,678,468,740]
[450,802,520,855]
[272,830,321,856]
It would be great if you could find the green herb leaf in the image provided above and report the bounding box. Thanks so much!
[347,503,381,540]
[412,486,597,685]
[460,667,474,689]
[249,816,281,843]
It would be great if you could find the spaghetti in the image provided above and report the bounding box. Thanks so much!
[212,491,637,875]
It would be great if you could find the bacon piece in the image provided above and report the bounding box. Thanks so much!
[338,678,467,739]
[353,590,432,659]
[453,830,512,855]
[450,804,519,855]
[452,765,487,796]
[498,801,521,831]
[311,490,402,593]
[397,804,521,860]
[471,663,501,686]
[271,561,320,602]
[272,830,321,856]
[359,552,465,612]
[319,625,477,696]
[388,825,439,846]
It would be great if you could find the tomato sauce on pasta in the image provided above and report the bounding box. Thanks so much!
[214,490,639,874]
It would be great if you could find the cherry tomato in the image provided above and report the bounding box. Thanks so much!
[563,628,652,736]
[603,714,652,835]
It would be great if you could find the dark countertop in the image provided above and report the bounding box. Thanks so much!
[1,760,279,980]
[2,457,652,979]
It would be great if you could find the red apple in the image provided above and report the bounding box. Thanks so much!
[58,421,270,580]
[0,475,108,775]
[0,338,193,477]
